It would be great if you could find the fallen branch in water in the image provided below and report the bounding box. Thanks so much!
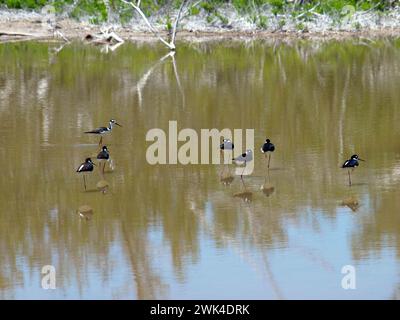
[54,30,69,42]
[0,30,50,43]
[84,26,124,47]
[0,30,47,38]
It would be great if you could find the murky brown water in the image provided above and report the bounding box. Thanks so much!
[1,38,400,299]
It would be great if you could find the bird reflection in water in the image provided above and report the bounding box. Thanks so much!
[234,177,253,202]
[261,169,275,197]
[341,195,360,212]
[220,174,234,186]
[96,180,109,194]
[77,205,94,220]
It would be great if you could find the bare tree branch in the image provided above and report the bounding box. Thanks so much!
[122,0,191,51]
[121,0,175,50]
[171,0,189,47]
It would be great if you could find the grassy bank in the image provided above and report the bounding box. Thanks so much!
[1,1,400,34]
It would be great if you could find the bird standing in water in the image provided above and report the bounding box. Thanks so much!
[261,138,275,169]
[76,158,95,190]
[233,149,253,178]
[85,119,122,146]
[220,139,234,176]
[342,154,365,186]
[97,145,110,175]
[220,139,234,151]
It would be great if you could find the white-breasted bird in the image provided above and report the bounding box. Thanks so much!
[97,145,110,175]
[233,149,253,163]
[261,138,275,169]
[85,119,122,145]
[220,139,234,150]
[76,158,96,191]
[233,149,253,178]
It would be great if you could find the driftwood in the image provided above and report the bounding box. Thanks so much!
[54,30,69,42]
[0,29,69,43]
[84,26,124,50]
[0,30,48,42]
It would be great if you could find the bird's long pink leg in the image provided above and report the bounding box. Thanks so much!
[348,170,352,186]
[268,153,271,169]
[241,161,246,179]
[241,176,247,191]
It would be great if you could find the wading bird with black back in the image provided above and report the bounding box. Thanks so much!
[342,154,365,186]
[261,138,275,169]
[233,149,253,178]
[220,139,234,175]
[220,139,234,151]
[97,145,110,175]
[76,158,95,190]
[85,119,122,146]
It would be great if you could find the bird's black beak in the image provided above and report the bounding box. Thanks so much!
[115,122,122,127]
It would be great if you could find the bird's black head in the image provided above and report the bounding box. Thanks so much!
[102,146,108,151]
[110,119,122,127]
[266,139,270,143]
[352,154,365,162]
[85,158,93,163]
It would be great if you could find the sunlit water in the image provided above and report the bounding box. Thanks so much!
[1,39,400,299]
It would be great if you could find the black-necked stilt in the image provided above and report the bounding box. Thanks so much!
[76,157,95,190]
[85,119,122,145]
[233,149,253,178]
[261,138,275,169]
[220,139,234,150]
[96,145,110,175]
[342,154,365,186]
[220,139,234,176]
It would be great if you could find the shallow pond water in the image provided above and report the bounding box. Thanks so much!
[1,38,400,299]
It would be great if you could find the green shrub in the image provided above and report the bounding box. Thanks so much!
[268,0,285,16]
[1,0,399,25]
[257,15,268,29]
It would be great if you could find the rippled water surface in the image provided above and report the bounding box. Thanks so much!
[1,38,400,299]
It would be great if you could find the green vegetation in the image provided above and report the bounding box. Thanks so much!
[0,0,399,25]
